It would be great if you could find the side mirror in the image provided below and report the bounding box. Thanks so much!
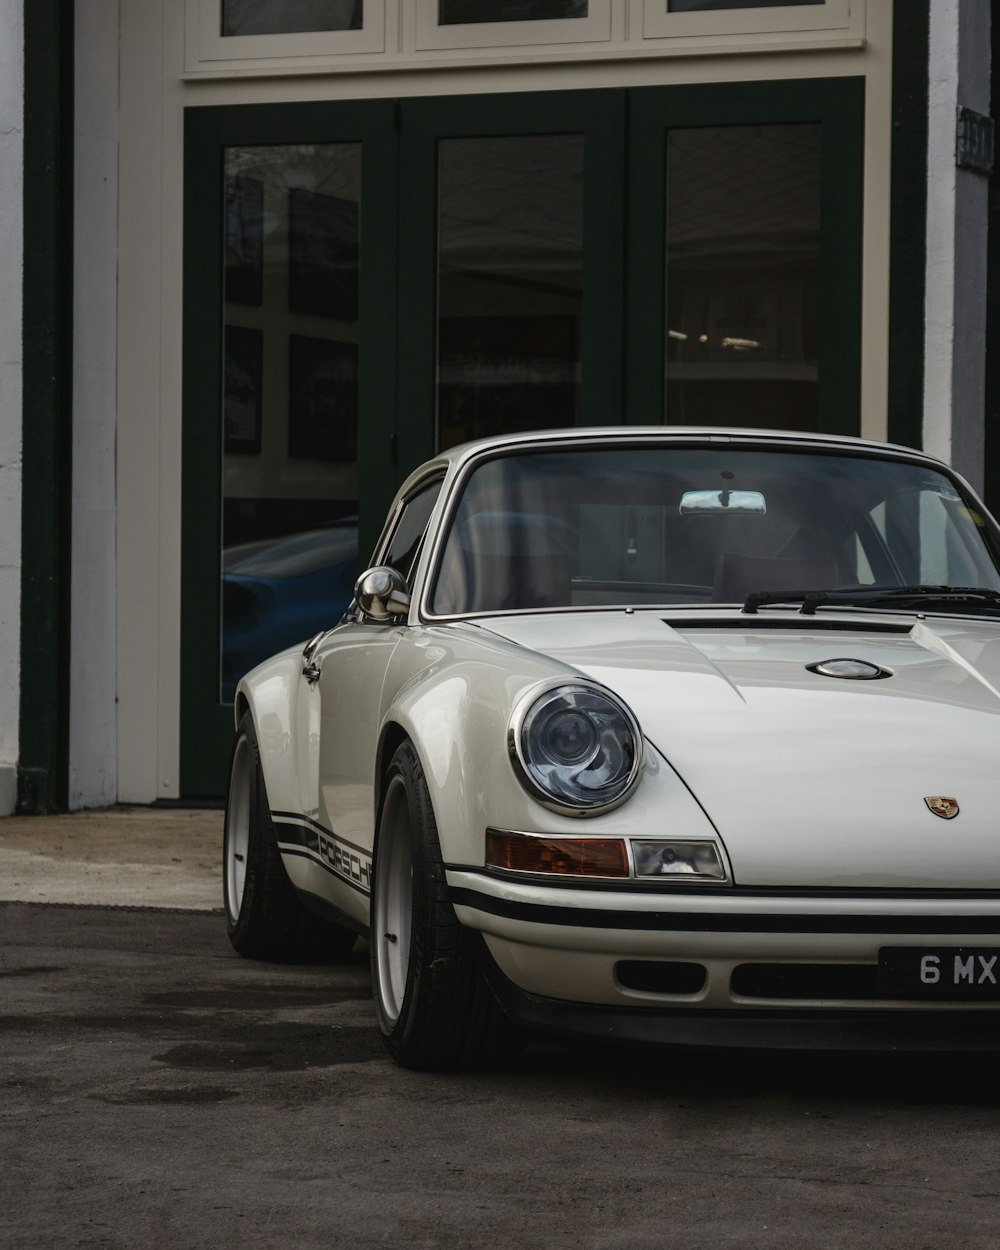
[354,566,412,622]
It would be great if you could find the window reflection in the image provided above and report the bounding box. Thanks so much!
[221,144,361,702]
[439,1,588,24]
[665,124,821,430]
[223,0,363,36]
[436,134,583,449]
[668,1,821,11]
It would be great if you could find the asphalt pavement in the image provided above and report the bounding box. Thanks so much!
[2,810,1000,1248]
[5,901,1000,1250]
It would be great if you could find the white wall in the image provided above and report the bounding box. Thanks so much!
[116,0,896,802]
[924,0,991,490]
[0,0,23,815]
[70,0,120,808]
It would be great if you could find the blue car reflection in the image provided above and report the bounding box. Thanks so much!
[222,521,359,703]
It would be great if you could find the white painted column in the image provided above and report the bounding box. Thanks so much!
[70,0,120,808]
[923,0,991,490]
[0,0,23,816]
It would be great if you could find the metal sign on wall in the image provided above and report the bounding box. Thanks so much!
[956,106,994,176]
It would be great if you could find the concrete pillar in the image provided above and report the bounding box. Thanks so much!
[70,0,119,808]
[924,0,992,491]
[0,0,24,815]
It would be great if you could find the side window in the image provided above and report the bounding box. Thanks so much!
[382,478,444,580]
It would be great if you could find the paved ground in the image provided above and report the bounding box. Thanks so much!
[2,812,1000,1247]
[0,806,222,909]
[4,902,1000,1250]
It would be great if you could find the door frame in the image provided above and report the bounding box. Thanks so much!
[180,79,865,796]
[626,77,865,433]
[181,101,398,795]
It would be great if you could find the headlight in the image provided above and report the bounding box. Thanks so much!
[508,680,643,814]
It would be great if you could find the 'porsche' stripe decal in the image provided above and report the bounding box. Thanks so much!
[449,888,1000,935]
[272,814,372,896]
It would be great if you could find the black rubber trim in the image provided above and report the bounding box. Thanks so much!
[451,887,1000,934]
[485,972,1000,1053]
[667,618,914,633]
[476,944,1000,1052]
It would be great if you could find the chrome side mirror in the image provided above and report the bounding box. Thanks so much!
[354,566,412,622]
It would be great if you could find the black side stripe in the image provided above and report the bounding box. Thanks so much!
[272,813,372,896]
[449,888,1000,935]
[271,809,369,857]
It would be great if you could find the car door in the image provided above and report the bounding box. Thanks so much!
[311,475,444,924]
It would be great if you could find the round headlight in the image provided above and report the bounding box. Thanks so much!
[508,681,643,814]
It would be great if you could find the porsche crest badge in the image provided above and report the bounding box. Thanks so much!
[924,796,959,820]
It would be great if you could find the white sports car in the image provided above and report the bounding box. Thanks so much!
[224,428,1000,1068]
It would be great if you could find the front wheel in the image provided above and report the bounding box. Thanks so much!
[371,741,517,1070]
[224,710,356,963]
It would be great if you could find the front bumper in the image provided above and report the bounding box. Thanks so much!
[482,965,1000,1051]
[448,869,1000,1041]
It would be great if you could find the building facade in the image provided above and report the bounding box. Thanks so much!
[0,0,995,813]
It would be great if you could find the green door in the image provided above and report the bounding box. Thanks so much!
[181,80,864,796]
[626,78,864,431]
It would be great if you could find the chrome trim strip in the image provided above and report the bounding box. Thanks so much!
[505,679,644,818]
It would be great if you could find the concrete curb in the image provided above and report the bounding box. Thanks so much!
[0,806,223,911]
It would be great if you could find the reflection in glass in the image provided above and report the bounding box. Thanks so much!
[430,447,1000,615]
[221,144,362,702]
[665,124,821,430]
[223,0,363,36]
[668,1,821,10]
[436,135,583,449]
[439,1,588,24]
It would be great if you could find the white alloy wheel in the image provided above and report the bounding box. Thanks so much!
[373,774,414,1025]
[224,732,251,924]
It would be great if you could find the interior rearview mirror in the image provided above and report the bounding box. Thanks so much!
[679,489,767,516]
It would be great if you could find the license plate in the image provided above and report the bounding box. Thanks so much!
[878,946,1000,998]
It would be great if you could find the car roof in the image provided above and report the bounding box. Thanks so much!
[396,426,946,498]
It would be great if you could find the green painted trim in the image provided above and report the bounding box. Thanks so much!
[888,0,929,452]
[181,102,398,796]
[399,89,628,466]
[984,9,1000,514]
[182,82,868,796]
[627,78,865,436]
[18,0,74,814]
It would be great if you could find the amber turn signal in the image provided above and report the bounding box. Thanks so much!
[486,830,629,878]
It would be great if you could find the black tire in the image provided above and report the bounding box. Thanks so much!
[224,710,356,963]
[370,740,519,1070]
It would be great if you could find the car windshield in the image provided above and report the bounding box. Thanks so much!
[428,444,1000,615]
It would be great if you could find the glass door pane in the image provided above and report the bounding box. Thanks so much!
[222,0,363,35]
[436,134,584,449]
[665,123,821,430]
[221,143,362,701]
[438,1,588,20]
[667,1,821,9]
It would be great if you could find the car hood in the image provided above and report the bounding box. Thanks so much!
[479,610,1000,889]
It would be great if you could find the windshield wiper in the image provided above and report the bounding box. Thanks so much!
[845,586,1000,610]
[742,585,1000,616]
[742,589,839,615]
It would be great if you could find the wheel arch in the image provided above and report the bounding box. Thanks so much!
[375,720,411,828]
[375,652,568,868]
[234,651,315,817]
